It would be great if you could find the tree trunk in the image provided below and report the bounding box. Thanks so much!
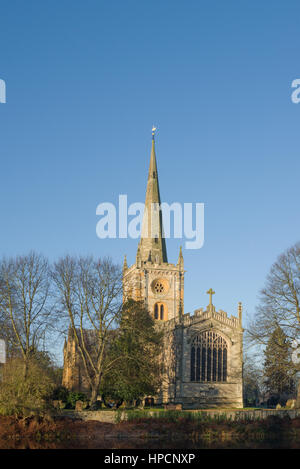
[296,382,300,408]
[23,357,29,381]
[90,374,101,406]
[90,386,98,406]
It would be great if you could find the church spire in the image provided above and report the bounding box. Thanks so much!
[138,129,168,264]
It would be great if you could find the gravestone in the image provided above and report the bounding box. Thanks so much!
[164,403,182,410]
[75,400,84,411]
[286,399,296,409]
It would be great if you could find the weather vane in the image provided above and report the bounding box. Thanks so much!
[152,125,157,138]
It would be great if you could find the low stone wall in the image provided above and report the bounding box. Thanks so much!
[63,410,118,424]
[188,408,300,421]
[62,408,300,424]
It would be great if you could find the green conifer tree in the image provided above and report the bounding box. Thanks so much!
[100,299,163,406]
[263,325,295,404]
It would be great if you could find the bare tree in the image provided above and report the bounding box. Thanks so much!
[248,242,300,345]
[243,353,263,407]
[247,241,300,404]
[0,252,52,374]
[52,255,123,405]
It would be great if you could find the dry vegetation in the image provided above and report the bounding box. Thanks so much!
[1,413,300,449]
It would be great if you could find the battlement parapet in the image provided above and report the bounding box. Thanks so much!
[124,261,179,276]
[161,307,242,331]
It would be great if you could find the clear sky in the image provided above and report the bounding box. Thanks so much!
[0,0,300,337]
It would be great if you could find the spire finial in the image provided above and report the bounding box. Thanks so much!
[152,126,157,139]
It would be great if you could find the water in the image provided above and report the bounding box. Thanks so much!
[1,436,300,449]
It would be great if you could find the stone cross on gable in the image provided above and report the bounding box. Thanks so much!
[206,288,215,306]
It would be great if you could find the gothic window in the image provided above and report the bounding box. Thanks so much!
[190,331,228,382]
[154,302,167,321]
[154,303,158,320]
[160,304,164,320]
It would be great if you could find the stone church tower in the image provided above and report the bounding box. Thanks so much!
[123,131,184,323]
[123,130,244,408]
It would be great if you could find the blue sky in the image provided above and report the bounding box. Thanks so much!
[0,0,300,339]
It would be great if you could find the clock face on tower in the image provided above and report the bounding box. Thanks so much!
[151,278,169,296]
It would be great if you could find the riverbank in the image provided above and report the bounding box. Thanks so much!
[1,413,300,449]
[64,407,300,424]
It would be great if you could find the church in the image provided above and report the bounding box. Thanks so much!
[63,130,244,409]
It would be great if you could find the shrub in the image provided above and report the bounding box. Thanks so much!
[65,392,87,409]
[0,357,56,416]
[50,385,69,402]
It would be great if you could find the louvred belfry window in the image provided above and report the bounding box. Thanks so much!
[190,331,228,382]
[153,302,167,321]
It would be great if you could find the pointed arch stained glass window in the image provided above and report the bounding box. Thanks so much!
[190,331,228,382]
